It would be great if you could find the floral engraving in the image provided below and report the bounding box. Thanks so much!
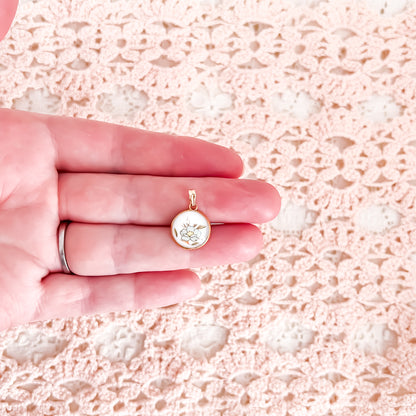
[179,220,206,246]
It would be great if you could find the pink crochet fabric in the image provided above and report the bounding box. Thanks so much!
[1,0,416,414]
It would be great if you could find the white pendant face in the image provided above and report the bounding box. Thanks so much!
[171,209,211,249]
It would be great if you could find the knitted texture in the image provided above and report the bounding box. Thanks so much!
[1,0,416,414]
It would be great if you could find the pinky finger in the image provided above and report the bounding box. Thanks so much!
[32,270,201,322]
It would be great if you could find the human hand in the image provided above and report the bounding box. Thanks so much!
[0,1,280,331]
[0,109,280,331]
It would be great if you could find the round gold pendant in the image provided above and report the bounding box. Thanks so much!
[171,190,211,249]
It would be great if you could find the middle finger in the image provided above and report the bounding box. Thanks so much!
[58,174,280,225]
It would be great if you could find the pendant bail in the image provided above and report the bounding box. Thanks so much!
[189,189,197,210]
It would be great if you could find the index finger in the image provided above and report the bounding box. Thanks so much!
[0,109,244,178]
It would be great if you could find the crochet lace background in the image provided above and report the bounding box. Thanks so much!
[1,0,416,414]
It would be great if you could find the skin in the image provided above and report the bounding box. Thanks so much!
[0,0,17,41]
[0,2,281,331]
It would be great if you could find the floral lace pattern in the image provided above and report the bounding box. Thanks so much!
[1,0,416,414]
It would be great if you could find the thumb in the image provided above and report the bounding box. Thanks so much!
[0,0,18,41]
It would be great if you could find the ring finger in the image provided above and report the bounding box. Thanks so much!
[55,222,263,276]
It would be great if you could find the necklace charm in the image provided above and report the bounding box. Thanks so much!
[171,189,211,249]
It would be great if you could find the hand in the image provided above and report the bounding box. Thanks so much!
[0,1,280,330]
[0,109,280,330]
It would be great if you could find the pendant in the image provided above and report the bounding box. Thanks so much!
[171,189,211,249]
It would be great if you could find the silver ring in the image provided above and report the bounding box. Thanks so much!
[58,220,74,275]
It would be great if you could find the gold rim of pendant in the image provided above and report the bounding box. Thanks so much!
[170,190,211,250]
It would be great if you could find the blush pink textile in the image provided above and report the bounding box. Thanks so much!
[1,0,416,414]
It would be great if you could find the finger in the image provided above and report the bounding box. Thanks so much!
[59,174,281,225]
[59,223,262,276]
[50,114,244,176]
[0,0,18,41]
[0,109,243,177]
[32,270,201,322]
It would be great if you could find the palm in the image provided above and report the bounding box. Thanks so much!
[0,109,279,331]
[0,110,61,329]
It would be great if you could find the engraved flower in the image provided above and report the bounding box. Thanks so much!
[175,220,208,246]
[180,225,201,243]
